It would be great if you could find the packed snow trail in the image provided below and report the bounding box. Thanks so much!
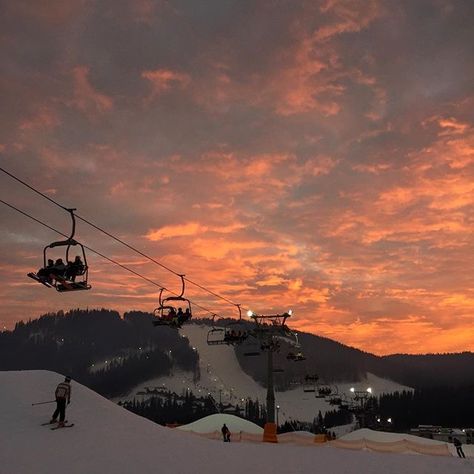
[0,370,472,474]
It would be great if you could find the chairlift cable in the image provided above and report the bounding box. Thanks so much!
[0,167,70,211]
[0,167,244,311]
[0,198,215,315]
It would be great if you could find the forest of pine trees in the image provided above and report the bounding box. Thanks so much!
[0,309,199,397]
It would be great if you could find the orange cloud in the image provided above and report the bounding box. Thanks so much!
[146,222,204,241]
[19,106,61,131]
[316,0,382,42]
[142,69,191,101]
[69,66,113,116]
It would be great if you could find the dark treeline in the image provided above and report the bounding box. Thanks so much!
[122,390,218,426]
[375,387,474,431]
[278,409,353,434]
[122,392,268,427]
[376,353,474,388]
[0,309,199,397]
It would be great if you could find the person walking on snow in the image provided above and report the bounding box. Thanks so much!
[50,376,72,426]
[221,423,231,442]
[453,438,466,458]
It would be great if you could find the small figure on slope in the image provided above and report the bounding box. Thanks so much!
[50,375,72,427]
[453,438,466,458]
[221,423,231,442]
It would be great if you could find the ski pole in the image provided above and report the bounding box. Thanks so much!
[32,400,56,406]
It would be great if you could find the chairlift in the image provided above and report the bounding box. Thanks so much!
[303,374,319,392]
[315,384,332,398]
[27,208,91,292]
[206,306,250,345]
[327,386,341,404]
[286,350,306,362]
[328,396,343,406]
[249,310,293,337]
[242,339,261,356]
[243,351,261,357]
[152,275,192,328]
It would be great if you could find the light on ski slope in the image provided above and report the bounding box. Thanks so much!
[387,418,392,423]
[350,387,355,393]
[288,309,292,315]
[247,310,253,317]
[367,387,373,394]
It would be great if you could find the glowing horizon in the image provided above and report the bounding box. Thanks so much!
[0,0,473,355]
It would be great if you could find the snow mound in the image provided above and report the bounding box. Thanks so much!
[1,370,472,474]
[178,413,263,434]
[341,428,446,445]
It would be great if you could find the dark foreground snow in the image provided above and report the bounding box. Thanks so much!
[0,370,472,474]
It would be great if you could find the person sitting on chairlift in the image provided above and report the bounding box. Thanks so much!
[37,259,55,283]
[166,307,176,322]
[183,307,191,322]
[66,256,85,282]
[51,259,67,279]
[176,307,184,324]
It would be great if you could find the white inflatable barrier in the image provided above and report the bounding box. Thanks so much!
[184,429,452,456]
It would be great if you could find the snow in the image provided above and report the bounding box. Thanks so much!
[1,370,473,474]
[178,413,263,434]
[119,324,412,423]
[341,428,447,445]
[341,428,474,457]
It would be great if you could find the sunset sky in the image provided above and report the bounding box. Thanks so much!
[1,0,473,355]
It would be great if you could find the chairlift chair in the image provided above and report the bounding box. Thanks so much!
[286,351,306,362]
[303,374,319,392]
[207,327,227,345]
[315,384,332,398]
[27,208,91,292]
[222,305,250,344]
[152,276,192,328]
[242,339,261,356]
[206,305,250,346]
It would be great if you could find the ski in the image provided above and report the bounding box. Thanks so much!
[51,423,74,430]
[41,420,68,426]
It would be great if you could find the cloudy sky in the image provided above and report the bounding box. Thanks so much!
[1,0,473,355]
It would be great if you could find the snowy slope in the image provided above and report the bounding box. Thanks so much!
[1,370,472,474]
[120,324,412,423]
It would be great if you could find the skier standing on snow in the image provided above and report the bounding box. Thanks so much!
[50,376,72,427]
[221,423,231,442]
[453,438,466,458]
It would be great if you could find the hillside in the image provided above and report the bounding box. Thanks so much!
[120,324,411,424]
[0,309,199,397]
[0,370,472,474]
[2,309,474,427]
